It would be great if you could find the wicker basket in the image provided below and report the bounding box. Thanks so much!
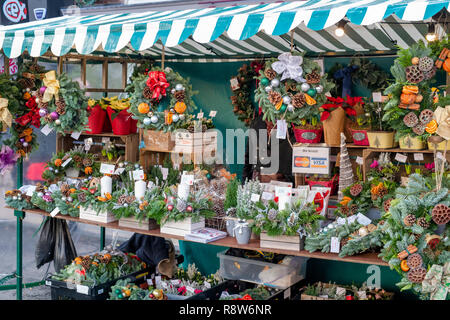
[205,215,227,231]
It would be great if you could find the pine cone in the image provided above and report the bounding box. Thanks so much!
[36,183,45,194]
[118,195,127,205]
[292,93,306,108]
[350,184,363,197]
[407,253,423,269]
[431,204,450,225]
[340,206,350,216]
[55,99,66,115]
[264,68,277,81]
[306,70,321,84]
[268,91,282,106]
[403,214,416,226]
[213,198,225,216]
[81,256,92,270]
[73,155,83,165]
[350,204,359,215]
[18,78,35,89]
[100,255,111,264]
[83,158,93,167]
[403,112,419,128]
[416,217,430,229]
[126,195,136,204]
[60,183,70,196]
[407,267,427,283]
[174,90,185,102]
[340,237,350,247]
[77,193,87,203]
[414,233,422,241]
[383,199,392,212]
[44,114,53,123]
[143,86,153,100]
[405,65,425,84]
[377,186,388,198]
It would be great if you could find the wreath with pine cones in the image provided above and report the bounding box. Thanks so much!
[36,71,89,135]
[127,66,197,132]
[230,60,263,126]
[255,52,334,127]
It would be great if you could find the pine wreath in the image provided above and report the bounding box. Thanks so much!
[37,71,89,135]
[255,52,334,126]
[127,66,197,132]
[230,61,262,127]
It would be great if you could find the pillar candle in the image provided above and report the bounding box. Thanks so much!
[177,183,190,201]
[100,175,112,198]
[135,180,147,200]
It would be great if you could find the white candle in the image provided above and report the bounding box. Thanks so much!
[100,176,112,198]
[135,180,147,200]
[177,183,190,201]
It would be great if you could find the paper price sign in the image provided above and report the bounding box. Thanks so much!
[71,131,81,140]
[372,92,382,102]
[26,186,36,197]
[100,163,115,174]
[197,112,204,119]
[41,124,53,136]
[395,153,407,163]
[209,110,217,117]
[84,138,93,151]
[356,213,372,226]
[414,153,424,161]
[330,237,340,253]
[250,193,260,202]
[113,168,125,175]
[133,170,145,180]
[161,167,169,180]
[62,158,72,168]
[356,156,364,165]
[181,174,194,185]
[50,207,60,217]
[261,191,274,201]
[276,119,287,139]
[275,186,292,197]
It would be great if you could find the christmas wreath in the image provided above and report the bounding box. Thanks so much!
[230,60,264,126]
[37,71,89,135]
[255,52,334,127]
[0,73,20,133]
[378,174,449,299]
[383,42,438,142]
[128,67,197,132]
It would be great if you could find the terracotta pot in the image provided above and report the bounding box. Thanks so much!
[293,126,323,143]
[323,107,345,147]
[399,135,425,150]
[367,131,397,149]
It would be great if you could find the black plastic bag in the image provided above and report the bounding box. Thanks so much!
[35,217,57,269]
[53,219,77,273]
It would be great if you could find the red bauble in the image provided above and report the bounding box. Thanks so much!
[345,295,354,300]
[186,205,193,212]
[167,204,174,211]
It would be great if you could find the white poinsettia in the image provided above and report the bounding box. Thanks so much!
[271,52,306,83]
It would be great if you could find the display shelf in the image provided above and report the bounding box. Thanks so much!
[10,207,388,267]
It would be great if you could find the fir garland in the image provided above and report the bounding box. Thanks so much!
[31,191,56,213]
[4,190,34,210]
[255,52,334,126]
[304,221,362,253]
[339,223,384,258]
[127,67,197,132]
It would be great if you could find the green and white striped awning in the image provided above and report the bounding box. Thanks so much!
[0,0,448,59]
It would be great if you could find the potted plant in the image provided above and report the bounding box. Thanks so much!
[85,98,106,134]
[365,98,397,148]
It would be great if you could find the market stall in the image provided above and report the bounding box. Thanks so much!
[0,0,449,301]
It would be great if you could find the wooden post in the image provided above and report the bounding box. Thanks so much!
[102,60,108,92]
[122,61,128,90]
[81,58,87,87]
[3,53,9,76]
[57,56,64,74]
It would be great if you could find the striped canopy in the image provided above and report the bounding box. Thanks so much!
[0,0,448,59]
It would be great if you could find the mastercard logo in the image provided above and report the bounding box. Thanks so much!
[294,156,310,168]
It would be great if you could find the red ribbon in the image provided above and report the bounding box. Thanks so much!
[16,96,41,128]
[146,71,170,100]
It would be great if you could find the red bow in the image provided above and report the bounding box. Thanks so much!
[313,190,330,213]
[251,60,264,74]
[16,96,41,128]
[146,71,170,100]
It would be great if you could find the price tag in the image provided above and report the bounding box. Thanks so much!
[357,291,367,300]
[395,153,407,163]
[71,131,81,140]
[147,181,155,189]
[336,217,346,225]
[170,279,181,285]
[319,295,329,299]
[133,169,145,180]
[356,156,364,165]
[147,279,154,286]
[356,213,372,226]
[347,215,357,224]
[250,193,260,202]
[100,163,115,174]
[372,92,382,102]
[209,110,217,117]
[275,186,292,197]
[61,158,72,168]
[197,112,204,119]
[41,124,53,136]
[161,167,169,180]
[84,138,93,151]
[414,153,424,161]
[155,275,161,285]
[336,287,346,296]
[204,282,211,289]
[181,174,194,186]
[276,119,287,139]
[50,207,60,217]
[113,168,125,175]
[330,237,340,253]
[76,284,89,295]
[161,281,168,289]
[230,77,240,91]
[261,191,274,201]
[186,286,196,294]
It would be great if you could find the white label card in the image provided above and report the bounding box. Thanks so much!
[230,77,240,90]
[347,215,357,224]
[250,193,260,202]
[61,158,72,168]
[181,174,194,186]
[100,163,115,174]
[197,112,204,119]
[336,287,346,296]
[170,279,181,285]
[209,110,217,117]
[114,168,125,175]
[276,120,287,139]
[330,237,340,253]
[261,191,274,201]
[155,276,161,285]
[372,92,382,102]
[161,167,169,180]
[133,170,145,180]
[41,124,53,136]
[357,291,367,300]
[50,207,60,217]
[414,153,424,161]
[356,156,364,165]
[275,186,292,197]
[395,153,407,163]
[71,131,81,140]
[76,284,89,295]
[356,213,372,226]
[84,138,93,151]
[336,217,346,225]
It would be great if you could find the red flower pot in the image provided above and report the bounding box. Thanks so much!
[85,104,106,134]
[305,174,339,195]
[106,107,133,135]
[350,129,369,146]
[103,112,112,133]
[129,117,138,134]
[293,126,323,143]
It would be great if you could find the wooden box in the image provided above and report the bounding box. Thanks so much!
[260,233,304,251]
[160,217,205,237]
[174,131,218,153]
[141,129,175,152]
[56,132,139,163]
[118,216,158,231]
[300,294,330,300]
[79,206,117,223]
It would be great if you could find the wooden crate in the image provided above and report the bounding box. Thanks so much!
[79,206,117,223]
[260,233,304,251]
[118,216,158,230]
[56,132,139,163]
[141,129,175,152]
[139,150,172,172]
[160,217,205,237]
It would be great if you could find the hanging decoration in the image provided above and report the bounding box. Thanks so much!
[333,65,359,97]
[255,52,334,127]
[128,67,197,132]
[37,71,89,135]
